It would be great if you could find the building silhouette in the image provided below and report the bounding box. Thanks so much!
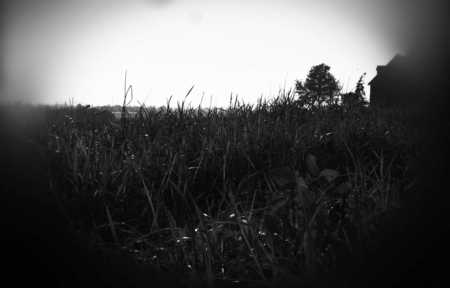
[369,55,412,109]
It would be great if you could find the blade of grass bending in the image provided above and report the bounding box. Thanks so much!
[105,204,119,246]
[141,177,158,229]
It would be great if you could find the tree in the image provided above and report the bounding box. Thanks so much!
[295,63,340,109]
[355,72,366,99]
[341,73,367,108]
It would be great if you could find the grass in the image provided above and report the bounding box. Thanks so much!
[1,90,416,285]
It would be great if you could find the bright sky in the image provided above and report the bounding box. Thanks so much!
[2,0,404,107]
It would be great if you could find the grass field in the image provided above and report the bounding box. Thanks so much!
[1,92,419,285]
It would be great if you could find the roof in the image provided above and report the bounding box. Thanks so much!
[368,75,378,85]
[368,54,407,86]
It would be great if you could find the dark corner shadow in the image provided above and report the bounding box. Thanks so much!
[0,116,175,288]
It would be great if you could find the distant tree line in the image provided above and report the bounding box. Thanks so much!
[99,64,367,112]
[295,63,368,110]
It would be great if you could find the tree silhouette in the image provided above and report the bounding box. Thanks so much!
[295,64,340,109]
[342,73,367,108]
[355,73,366,99]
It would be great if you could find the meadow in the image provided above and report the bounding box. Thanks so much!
[1,91,418,286]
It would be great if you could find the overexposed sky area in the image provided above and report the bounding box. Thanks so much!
[2,0,414,107]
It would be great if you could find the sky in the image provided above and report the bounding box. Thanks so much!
[0,0,441,107]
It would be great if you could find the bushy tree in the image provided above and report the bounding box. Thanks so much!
[295,64,340,109]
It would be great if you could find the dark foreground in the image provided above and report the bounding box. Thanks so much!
[1,100,448,288]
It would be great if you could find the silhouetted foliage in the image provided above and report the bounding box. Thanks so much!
[295,64,340,109]
[342,73,368,109]
[355,73,366,98]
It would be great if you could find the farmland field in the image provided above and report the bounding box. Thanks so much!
[0,93,441,287]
